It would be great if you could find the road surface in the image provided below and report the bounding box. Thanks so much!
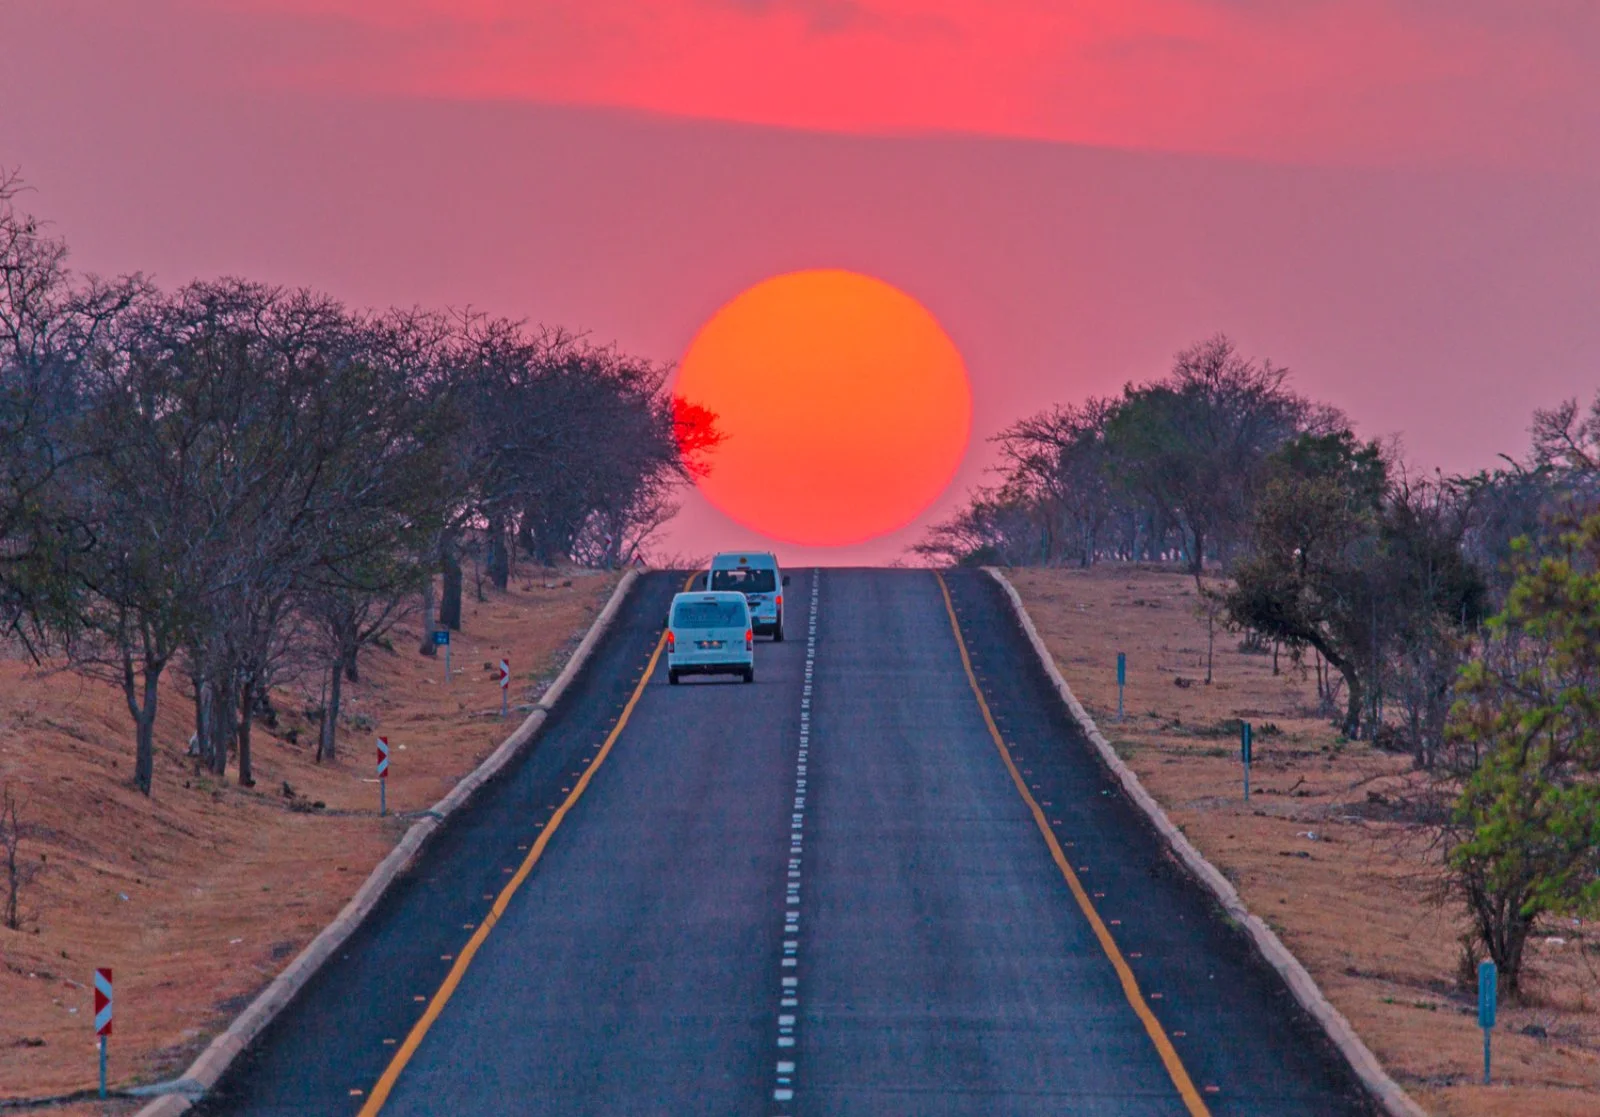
[199,568,1373,1116]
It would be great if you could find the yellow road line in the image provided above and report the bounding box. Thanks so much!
[358,580,681,1115]
[934,571,1212,1117]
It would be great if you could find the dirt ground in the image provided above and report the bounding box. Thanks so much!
[1008,565,1600,1117]
[0,570,621,1109]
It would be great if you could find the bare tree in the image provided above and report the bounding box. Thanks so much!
[994,398,1119,566]
[0,171,146,646]
[1379,473,1485,764]
[1106,335,1316,576]
[307,584,414,762]
[1,781,40,931]
[914,483,1041,567]
[926,336,1324,572]
[1531,392,1600,473]
[50,281,449,788]
[433,318,709,602]
[1,177,707,798]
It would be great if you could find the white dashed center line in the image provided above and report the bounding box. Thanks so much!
[773,570,819,1112]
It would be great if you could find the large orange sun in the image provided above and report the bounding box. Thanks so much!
[674,269,972,547]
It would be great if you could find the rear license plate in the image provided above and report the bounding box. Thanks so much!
[696,640,724,649]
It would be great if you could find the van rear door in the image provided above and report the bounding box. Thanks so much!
[672,597,750,663]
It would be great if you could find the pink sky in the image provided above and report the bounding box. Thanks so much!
[106,0,1600,172]
[2,1,1597,563]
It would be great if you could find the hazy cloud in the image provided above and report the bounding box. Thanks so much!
[43,0,1600,171]
[714,0,876,36]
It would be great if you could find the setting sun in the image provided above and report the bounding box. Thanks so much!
[674,269,972,547]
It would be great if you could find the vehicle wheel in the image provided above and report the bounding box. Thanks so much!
[773,621,785,643]
[668,670,680,686]
[743,667,755,684]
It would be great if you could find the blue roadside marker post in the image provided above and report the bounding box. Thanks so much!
[433,628,450,683]
[1116,652,1126,721]
[1479,959,1497,1084]
[1241,720,1253,801]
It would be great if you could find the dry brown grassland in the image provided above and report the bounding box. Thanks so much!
[0,571,620,1110]
[1009,565,1600,1117]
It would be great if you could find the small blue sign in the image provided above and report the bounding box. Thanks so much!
[1116,652,1126,687]
[1241,721,1253,765]
[1478,960,1497,1029]
[431,629,450,647]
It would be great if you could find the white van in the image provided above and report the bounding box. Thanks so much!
[667,591,755,685]
[708,552,789,641]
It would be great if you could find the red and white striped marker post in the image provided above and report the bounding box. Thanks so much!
[376,736,390,817]
[498,659,510,719]
[93,967,112,1098]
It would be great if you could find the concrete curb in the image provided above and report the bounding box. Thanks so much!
[131,569,642,1115]
[982,566,1427,1117]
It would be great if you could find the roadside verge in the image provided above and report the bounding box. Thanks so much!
[130,569,642,1117]
[983,566,1427,1117]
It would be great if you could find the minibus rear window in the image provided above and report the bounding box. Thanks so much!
[711,568,777,593]
[673,601,747,628]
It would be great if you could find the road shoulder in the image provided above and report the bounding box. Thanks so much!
[126,570,640,1116]
[987,566,1423,1117]
[1001,565,1600,1117]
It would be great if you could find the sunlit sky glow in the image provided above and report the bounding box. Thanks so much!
[2,1,1597,562]
[205,0,1599,171]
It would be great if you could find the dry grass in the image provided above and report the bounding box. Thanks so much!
[0,570,620,1106]
[1008,565,1600,1117]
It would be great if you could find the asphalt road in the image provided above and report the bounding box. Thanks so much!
[201,568,1373,1116]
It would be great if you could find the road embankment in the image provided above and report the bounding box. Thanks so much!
[0,570,624,1113]
[1002,564,1600,1117]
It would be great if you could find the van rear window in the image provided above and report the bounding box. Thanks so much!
[711,568,776,594]
[673,600,747,628]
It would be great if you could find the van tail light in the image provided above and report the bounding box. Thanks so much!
[776,595,783,608]
[666,630,675,652]
[746,629,754,651]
